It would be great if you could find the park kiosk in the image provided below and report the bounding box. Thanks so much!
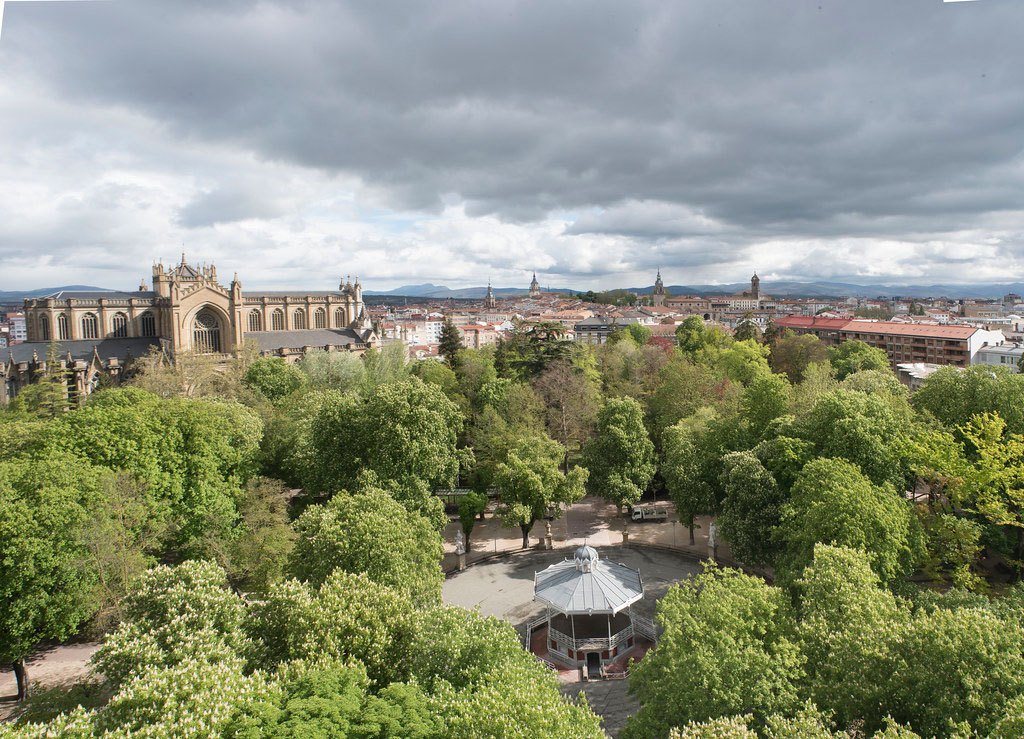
[533,546,645,673]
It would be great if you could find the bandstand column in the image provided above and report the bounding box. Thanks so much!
[571,614,577,659]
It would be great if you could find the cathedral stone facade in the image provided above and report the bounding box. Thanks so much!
[2,255,378,404]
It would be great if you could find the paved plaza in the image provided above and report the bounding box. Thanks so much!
[442,495,735,571]
[442,543,706,737]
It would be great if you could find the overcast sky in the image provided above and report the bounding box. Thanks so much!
[2,0,1023,291]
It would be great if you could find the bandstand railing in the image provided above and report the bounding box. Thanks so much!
[632,614,658,641]
[548,624,635,654]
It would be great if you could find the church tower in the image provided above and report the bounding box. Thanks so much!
[652,268,667,306]
[751,272,760,300]
[529,272,542,299]
[485,279,497,309]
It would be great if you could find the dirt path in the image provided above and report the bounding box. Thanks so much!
[0,643,99,722]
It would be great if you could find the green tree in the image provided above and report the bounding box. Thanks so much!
[361,342,412,391]
[624,564,803,738]
[718,452,785,567]
[583,397,656,509]
[92,559,248,690]
[954,413,1024,572]
[412,359,466,411]
[788,361,838,417]
[914,365,1024,437]
[295,348,367,391]
[648,356,740,443]
[796,545,907,733]
[770,333,830,383]
[799,388,911,489]
[889,606,1024,737]
[829,340,891,380]
[920,513,985,591]
[290,481,444,605]
[676,316,725,356]
[732,317,761,343]
[53,387,263,547]
[224,661,442,738]
[740,374,791,442]
[243,357,307,402]
[494,436,588,548]
[5,343,73,418]
[82,472,169,631]
[596,337,671,400]
[662,410,745,544]
[439,317,464,370]
[854,306,895,320]
[457,491,488,552]
[206,477,297,594]
[0,452,102,700]
[708,340,772,386]
[308,378,463,526]
[627,322,653,345]
[533,358,599,467]
[247,570,414,685]
[499,321,573,379]
[776,458,923,587]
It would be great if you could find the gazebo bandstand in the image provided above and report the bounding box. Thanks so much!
[533,546,645,673]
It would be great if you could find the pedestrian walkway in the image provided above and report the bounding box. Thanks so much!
[442,495,735,571]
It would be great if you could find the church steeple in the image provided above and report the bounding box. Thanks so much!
[529,271,542,299]
[751,271,760,300]
[485,279,496,309]
[652,268,667,306]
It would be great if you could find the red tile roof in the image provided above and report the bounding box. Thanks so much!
[774,316,852,330]
[843,320,979,340]
[775,315,983,340]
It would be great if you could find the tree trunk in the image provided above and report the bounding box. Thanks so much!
[689,525,695,546]
[13,659,29,701]
[521,524,531,549]
[465,531,472,553]
[1017,528,1023,582]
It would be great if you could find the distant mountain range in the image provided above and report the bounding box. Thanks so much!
[635,281,1024,300]
[364,283,539,299]
[4,280,1023,303]
[367,280,1024,300]
[0,286,110,303]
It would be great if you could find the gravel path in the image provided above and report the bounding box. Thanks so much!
[0,642,100,721]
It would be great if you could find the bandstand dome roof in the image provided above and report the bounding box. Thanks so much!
[534,548,644,615]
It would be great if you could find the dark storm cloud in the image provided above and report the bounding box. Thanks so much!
[3,0,1024,286]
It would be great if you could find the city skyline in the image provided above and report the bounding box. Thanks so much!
[2,1,1024,291]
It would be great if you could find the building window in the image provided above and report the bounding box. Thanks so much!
[314,308,326,329]
[293,310,307,330]
[334,308,345,327]
[112,312,128,338]
[140,311,156,338]
[39,314,50,341]
[271,309,284,331]
[82,313,99,340]
[248,311,263,332]
[192,309,221,354]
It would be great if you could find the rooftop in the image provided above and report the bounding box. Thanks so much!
[244,328,364,352]
[533,546,644,615]
[2,337,161,365]
[36,290,157,301]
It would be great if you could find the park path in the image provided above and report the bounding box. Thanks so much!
[443,495,732,570]
[0,642,99,721]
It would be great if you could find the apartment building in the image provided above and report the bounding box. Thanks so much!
[774,316,1004,368]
